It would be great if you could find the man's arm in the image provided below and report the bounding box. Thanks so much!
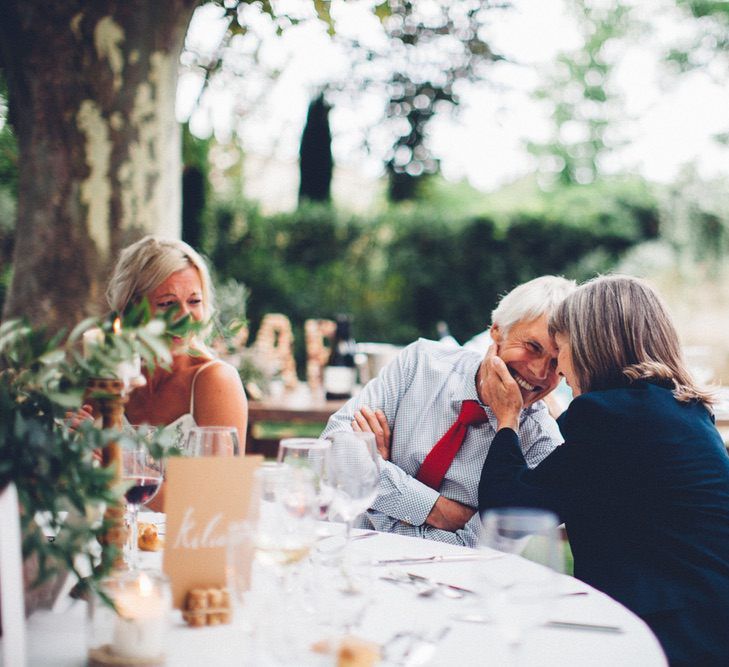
[322,340,455,528]
[363,508,482,547]
[426,496,476,531]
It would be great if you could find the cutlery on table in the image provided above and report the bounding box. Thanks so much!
[405,572,476,597]
[380,572,439,597]
[317,530,378,543]
[373,552,503,566]
[452,613,623,634]
[383,626,451,666]
[545,620,623,633]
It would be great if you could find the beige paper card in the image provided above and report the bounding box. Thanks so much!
[163,455,262,608]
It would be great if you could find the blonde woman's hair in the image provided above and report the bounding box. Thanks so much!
[491,275,577,335]
[106,236,215,322]
[549,274,713,406]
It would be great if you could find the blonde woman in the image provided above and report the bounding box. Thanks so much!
[73,236,247,449]
[479,275,729,666]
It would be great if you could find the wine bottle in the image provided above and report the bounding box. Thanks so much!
[324,315,357,400]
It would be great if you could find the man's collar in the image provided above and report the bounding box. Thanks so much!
[450,355,483,406]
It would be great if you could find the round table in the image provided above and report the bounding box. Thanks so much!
[13,522,666,666]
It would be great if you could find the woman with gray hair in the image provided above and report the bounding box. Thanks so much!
[73,236,247,450]
[479,275,729,666]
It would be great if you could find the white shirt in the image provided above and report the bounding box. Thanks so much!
[321,339,562,547]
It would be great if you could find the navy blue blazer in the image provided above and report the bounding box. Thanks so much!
[479,380,729,666]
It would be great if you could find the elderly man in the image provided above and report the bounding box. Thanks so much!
[321,275,576,547]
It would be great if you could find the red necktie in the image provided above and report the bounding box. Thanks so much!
[416,400,488,490]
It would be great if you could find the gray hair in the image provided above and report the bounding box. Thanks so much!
[106,236,215,322]
[491,275,577,335]
[549,274,713,405]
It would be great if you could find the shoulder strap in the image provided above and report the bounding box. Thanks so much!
[189,359,221,415]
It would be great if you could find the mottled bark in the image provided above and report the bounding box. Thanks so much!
[0,0,199,330]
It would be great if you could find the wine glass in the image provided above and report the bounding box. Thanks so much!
[277,438,333,523]
[479,508,564,663]
[238,466,321,665]
[122,443,163,568]
[323,431,380,585]
[253,463,318,569]
[184,426,239,457]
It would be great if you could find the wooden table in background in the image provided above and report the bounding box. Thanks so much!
[245,397,346,458]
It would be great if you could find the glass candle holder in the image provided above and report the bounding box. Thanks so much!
[88,570,171,667]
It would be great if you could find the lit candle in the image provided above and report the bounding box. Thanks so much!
[112,317,144,391]
[111,571,169,660]
[82,327,104,358]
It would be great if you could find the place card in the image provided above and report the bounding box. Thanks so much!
[162,455,262,609]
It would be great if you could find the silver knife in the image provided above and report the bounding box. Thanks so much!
[373,552,503,566]
[546,620,623,633]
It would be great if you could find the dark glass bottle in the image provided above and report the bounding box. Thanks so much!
[323,315,357,400]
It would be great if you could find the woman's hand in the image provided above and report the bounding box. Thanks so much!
[483,345,523,431]
[352,406,391,460]
[64,404,103,462]
[64,403,95,431]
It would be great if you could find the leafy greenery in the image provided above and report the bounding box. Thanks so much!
[0,304,178,593]
[529,0,635,186]
[205,177,657,367]
[210,277,249,355]
[0,74,17,315]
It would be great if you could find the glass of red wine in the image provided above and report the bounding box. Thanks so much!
[122,442,163,568]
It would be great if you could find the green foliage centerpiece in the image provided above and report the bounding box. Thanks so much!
[0,301,184,602]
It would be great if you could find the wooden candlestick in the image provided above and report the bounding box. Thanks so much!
[85,377,128,570]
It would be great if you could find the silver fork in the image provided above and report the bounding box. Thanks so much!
[380,571,439,597]
[383,626,451,666]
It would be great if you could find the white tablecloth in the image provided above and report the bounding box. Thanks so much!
[6,519,666,667]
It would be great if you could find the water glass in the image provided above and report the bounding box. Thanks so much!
[184,426,239,457]
[253,463,318,568]
[479,508,563,659]
[324,431,380,539]
[278,437,332,521]
[226,521,256,618]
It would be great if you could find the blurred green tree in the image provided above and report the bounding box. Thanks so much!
[182,122,211,250]
[0,77,17,314]
[348,0,506,201]
[299,93,333,204]
[183,1,506,204]
[528,0,634,186]
[665,1,729,147]
[0,0,334,332]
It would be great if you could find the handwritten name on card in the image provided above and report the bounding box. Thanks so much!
[163,456,261,609]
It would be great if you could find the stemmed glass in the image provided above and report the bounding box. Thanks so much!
[236,465,320,664]
[253,463,319,569]
[184,425,239,457]
[121,442,163,568]
[277,438,333,524]
[323,432,380,578]
[479,508,564,664]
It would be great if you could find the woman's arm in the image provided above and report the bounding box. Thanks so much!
[478,428,562,514]
[191,361,249,451]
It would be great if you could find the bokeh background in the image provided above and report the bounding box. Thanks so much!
[1,0,728,382]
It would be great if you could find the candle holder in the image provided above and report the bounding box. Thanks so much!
[87,570,171,667]
[85,377,128,570]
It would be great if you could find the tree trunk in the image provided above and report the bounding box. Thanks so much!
[0,1,199,331]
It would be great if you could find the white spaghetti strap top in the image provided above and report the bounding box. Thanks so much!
[188,359,221,416]
[124,359,221,450]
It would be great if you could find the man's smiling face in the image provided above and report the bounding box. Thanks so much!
[484,314,560,408]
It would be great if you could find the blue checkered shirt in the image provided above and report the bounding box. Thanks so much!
[321,339,562,547]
